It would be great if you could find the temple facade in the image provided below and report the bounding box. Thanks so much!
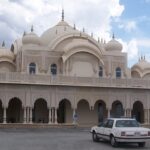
[0,11,150,126]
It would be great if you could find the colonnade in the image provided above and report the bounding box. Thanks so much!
[1,107,150,125]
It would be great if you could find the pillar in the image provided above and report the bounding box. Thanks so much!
[54,108,57,124]
[26,107,29,123]
[48,108,52,124]
[29,107,32,124]
[144,109,149,124]
[126,109,131,117]
[148,109,150,124]
[72,109,77,124]
[23,107,27,124]
[3,107,6,124]
[107,108,110,118]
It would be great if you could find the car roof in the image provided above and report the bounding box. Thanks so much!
[107,118,136,121]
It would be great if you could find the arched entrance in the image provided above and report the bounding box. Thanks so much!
[33,99,48,123]
[0,100,3,123]
[132,101,144,123]
[94,100,107,123]
[57,99,72,123]
[111,101,124,118]
[77,99,90,125]
[7,98,23,123]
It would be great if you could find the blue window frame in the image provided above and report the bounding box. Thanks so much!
[116,67,121,78]
[29,63,36,74]
[99,66,103,77]
[51,64,57,75]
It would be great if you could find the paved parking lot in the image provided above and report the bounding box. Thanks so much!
[0,127,150,150]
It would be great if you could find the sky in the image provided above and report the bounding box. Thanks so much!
[0,0,150,67]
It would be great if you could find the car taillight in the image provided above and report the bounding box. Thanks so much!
[148,131,150,136]
[121,131,126,136]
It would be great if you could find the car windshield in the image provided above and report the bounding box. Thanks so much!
[115,119,139,127]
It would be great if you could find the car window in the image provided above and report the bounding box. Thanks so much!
[115,120,139,127]
[105,120,114,128]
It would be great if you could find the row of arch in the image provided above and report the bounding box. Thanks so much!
[0,98,144,124]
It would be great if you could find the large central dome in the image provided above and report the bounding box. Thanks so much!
[41,20,80,46]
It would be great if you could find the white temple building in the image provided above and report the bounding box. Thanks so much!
[0,10,150,126]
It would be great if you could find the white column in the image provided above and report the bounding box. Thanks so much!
[125,109,131,117]
[144,109,148,124]
[48,108,52,124]
[148,109,150,125]
[54,108,57,124]
[29,107,32,124]
[23,107,26,123]
[26,107,29,123]
[124,109,126,117]
[107,109,110,118]
[72,109,77,124]
[3,107,6,124]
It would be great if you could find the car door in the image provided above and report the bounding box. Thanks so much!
[103,119,114,140]
[96,122,105,138]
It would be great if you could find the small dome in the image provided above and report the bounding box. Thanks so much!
[0,46,15,62]
[22,32,41,45]
[132,58,150,71]
[105,39,122,52]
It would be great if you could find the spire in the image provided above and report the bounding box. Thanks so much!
[73,23,76,30]
[23,31,26,36]
[31,25,34,32]
[2,41,5,47]
[62,9,64,21]
[112,33,115,39]
[83,27,85,33]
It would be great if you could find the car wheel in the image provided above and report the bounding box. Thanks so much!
[92,131,99,142]
[138,142,145,147]
[110,135,118,147]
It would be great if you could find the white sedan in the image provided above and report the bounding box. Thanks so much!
[91,118,150,147]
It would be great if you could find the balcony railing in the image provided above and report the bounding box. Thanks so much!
[0,72,149,89]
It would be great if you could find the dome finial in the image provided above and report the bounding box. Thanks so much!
[2,41,5,47]
[23,31,26,36]
[112,33,115,39]
[62,8,64,21]
[83,27,85,33]
[31,25,34,32]
[73,23,76,30]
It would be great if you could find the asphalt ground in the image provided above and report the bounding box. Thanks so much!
[0,127,149,150]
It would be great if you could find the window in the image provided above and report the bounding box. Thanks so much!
[99,66,103,77]
[29,63,36,74]
[115,120,139,127]
[116,67,121,78]
[51,64,57,75]
[105,120,114,128]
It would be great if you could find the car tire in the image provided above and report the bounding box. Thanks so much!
[138,142,145,147]
[110,135,118,147]
[92,131,99,142]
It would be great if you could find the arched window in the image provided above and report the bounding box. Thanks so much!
[51,64,57,75]
[99,66,103,77]
[29,63,36,74]
[116,67,121,78]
